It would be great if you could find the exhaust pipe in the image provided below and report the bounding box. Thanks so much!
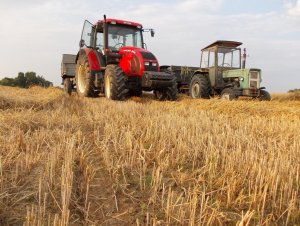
[242,48,246,69]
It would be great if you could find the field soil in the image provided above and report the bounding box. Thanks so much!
[0,86,300,225]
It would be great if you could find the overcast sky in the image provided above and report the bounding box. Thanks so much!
[0,0,299,92]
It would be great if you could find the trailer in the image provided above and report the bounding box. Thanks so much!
[61,54,76,94]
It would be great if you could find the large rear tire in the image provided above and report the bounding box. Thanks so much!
[189,74,210,99]
[76,55,96,97]
[63,78,72,95]
[104,65,127,100]
[259,90,271,101]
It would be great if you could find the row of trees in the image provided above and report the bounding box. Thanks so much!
[288,88,300,93]
[0,72,52,88]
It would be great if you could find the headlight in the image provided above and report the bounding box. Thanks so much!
[152,63,157,67]
[144,62,150,66]
[240,77,244,81]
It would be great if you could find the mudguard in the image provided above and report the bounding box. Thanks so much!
[119,47,144,76]
[76,48,101,71]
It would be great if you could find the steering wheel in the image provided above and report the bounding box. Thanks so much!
[222,63,231,67]
[113,43,124,49]
[96,44,103,50]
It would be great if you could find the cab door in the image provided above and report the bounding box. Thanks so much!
[80,20,94,48]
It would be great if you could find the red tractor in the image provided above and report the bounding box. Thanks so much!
[61,15,177,101]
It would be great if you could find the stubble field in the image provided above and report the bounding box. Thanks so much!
[0,86,299,225]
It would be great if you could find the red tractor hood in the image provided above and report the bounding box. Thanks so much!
[119,47,159,76]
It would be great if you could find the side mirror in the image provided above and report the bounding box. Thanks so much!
[150,29,155,37]
[79,39,85,48]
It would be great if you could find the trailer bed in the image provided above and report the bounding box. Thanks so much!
[61,54,76,78]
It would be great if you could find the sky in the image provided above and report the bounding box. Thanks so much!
[0,0,299,92]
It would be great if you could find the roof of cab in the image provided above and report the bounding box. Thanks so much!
[202,40,243,50]
[96,18,142,27]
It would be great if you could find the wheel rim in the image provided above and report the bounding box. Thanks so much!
[191,83,200,98]
[105,74,111,99]
[221,93,230,100]
[77,65,86,94]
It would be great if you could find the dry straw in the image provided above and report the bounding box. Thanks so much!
[0,86,299,225]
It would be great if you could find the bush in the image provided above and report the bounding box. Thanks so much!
[0,72,52,88]
[288,88,300,93]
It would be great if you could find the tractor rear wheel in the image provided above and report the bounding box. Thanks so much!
[104,65,127,100]
[221,88,237,101]
[189,74,210,99]
[63,78,72,95]
[259,90,271,101]
[76,55,96,97]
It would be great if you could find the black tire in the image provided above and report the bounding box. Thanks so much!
[154,78,177,101]
[130,89,142,97]
[104,65,127,100]
[76,55,95,97]
[154,90,166,101]
[63,78,72,95]
[129,80,142,97]
[221,88,237,101]
[189,74,210,99]
[259,90,271,101]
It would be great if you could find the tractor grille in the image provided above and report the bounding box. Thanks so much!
[249,71,259,89]
[144,63,158,72]
[140,52,156,60]
[140,52,158,71]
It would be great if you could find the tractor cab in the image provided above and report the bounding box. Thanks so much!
[200,40,242,89]
[80,18,145,63]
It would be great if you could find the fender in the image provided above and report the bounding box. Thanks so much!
[119,47,160,77]
[76,48,101,71]
[119,47,144,76]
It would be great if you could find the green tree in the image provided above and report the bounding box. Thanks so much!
[15,72,26,88]
[0,72,52,88]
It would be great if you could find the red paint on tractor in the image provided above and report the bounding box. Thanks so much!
[82,48,101,71]
[96,18,142,27]
[118,47,160,76]
[119,47,144,76]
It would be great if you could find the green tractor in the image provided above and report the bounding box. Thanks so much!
[162,40,271,100]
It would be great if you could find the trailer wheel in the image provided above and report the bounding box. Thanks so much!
[63,78,72,95]
[76,56,95,97]
[259,90,271,101]
[189,74,210,99]
[104,65,127,100]
[221,88,237,101]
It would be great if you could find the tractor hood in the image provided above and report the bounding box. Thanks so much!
[119,47,159,76]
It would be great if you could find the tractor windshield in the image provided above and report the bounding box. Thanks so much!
[217,48,241,68]
[108,24,143,51]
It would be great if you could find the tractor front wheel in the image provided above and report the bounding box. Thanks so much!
[154,78,177,101]
[189,74,210,99]
[259,90,271,101]
[221,88,237,101]
[104,65,127,100]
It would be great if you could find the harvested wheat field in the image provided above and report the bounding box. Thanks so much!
[0,85,300,226]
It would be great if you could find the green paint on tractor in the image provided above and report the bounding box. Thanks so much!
[222,68,262,90]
